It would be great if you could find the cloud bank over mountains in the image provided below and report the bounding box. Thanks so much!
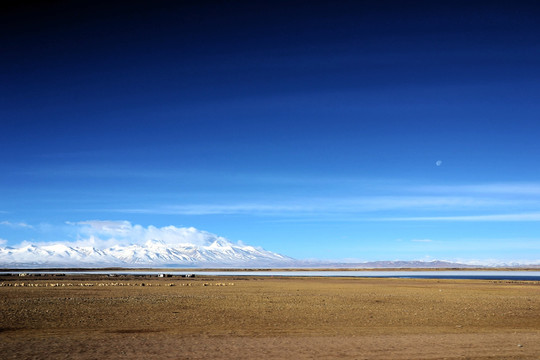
[72,220,230,247]
[0,221,291,267]
[1,220,538,268]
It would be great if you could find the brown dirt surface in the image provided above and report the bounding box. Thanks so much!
[1,275,539,359]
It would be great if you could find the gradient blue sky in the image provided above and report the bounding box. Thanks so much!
[1,1,540,263]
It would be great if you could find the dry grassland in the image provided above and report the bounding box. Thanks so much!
[1,274,539,359]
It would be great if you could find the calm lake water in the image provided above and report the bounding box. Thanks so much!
[14,270,540,281]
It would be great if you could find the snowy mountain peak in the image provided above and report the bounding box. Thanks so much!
[0,226,292,268]
[207,238,233,249]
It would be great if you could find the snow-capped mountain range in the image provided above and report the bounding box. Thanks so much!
[2,221,536,268]
[0,231,291,268]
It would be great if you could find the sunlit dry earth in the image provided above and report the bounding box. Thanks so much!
[1,274,539,359]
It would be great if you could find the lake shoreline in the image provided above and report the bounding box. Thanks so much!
[2,266,540,272]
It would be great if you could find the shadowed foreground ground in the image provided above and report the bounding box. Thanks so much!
[1,275,539,359]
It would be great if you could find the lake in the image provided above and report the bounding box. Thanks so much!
[11,270,540,281]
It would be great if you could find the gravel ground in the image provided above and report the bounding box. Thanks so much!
[1,275,539,359]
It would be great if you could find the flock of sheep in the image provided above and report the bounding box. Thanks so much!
[0,282,235,287]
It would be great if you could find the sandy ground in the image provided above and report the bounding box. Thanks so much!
[1,275,539,359]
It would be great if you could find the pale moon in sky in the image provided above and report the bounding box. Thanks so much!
[436,160,442,166]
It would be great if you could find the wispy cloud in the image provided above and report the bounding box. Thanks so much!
[412,183,540,195]
[60,181,540,226]
[108,195,520,216]
[376,213,540,222]
[74,220,133,236]
[116,203,311,215]
[0,221,34,229]
[411,239,433,242]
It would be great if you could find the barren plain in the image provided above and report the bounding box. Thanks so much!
[1,274,539,359]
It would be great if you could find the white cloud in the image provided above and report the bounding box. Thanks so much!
[414,182,540,195]
[68,220,226,248]
[0,238,7,246]
[0,221,34,229]
[76,220,133,236]
[376,213,540,222]
[110,195,514,217]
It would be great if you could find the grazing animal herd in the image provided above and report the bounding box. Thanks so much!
[0,282,234,287]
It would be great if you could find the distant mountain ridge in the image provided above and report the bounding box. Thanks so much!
[0,238,292,268]
[1,238,534,269]
[288,260,481,268]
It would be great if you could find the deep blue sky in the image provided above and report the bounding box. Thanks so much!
[1,1,540,263]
